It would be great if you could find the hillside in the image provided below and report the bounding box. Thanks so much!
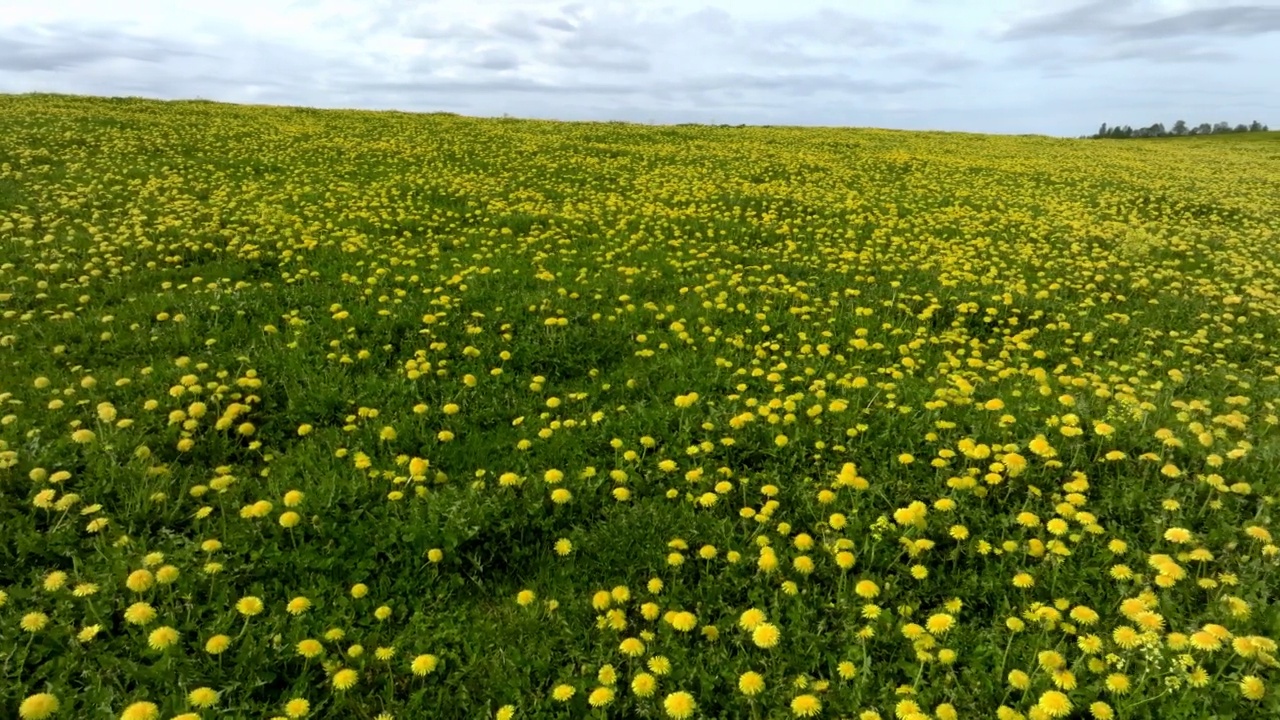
[2,93,1279,720]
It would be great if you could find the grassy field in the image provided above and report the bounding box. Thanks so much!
[2,93,1279,720]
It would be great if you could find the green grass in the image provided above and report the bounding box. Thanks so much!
[1,93,1279,720]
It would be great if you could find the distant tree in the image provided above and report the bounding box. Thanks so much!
[1087,118,1266,139]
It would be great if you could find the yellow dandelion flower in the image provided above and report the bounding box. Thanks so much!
[739,671,765,696]
[588,687,615,707]
[19,693,60,720]
[119,702,159,720]
[632,672,657,697]
[411,653,439,675]
[752,622,781,648]
[147,626,178,650]
[1037,690,1072,718]
[1240,675,1265,701]
[284,698,310,718]
[296,638,324,658]
[235,596,264,616]
[187,687,219,708]
[332,668,358,691]
[663,691,696,719]
[791,694,821,717]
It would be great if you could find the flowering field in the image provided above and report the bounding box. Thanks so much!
[2,94,1279,720]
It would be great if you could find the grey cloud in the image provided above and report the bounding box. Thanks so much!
[558,27,647,53]
[658,72,945,98]
[999,0,1134,40]
[771,8,932,48]
[4,0,1272,137]
[401,22,488,41]
[744,45,858,69]
[1098,41,1235,63]
[348,76,634,96]
[1120,5,1280,39]
[1004,33,1241,68]
[887,50,982,74]
[687,7,735,35]
[351,71,940,105]
[543,49,651,73]
[536,17,576,32]
[490,14,541,42]
[468,48,520,71]
[0,23,206,72]
[1002,1,1280,41]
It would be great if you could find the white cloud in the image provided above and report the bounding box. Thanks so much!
[0,0,1276,135]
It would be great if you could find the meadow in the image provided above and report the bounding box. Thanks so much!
[1,93,1279,720]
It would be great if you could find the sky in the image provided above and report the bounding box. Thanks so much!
[0,0,1277,136]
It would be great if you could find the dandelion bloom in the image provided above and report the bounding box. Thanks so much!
[926,613,955,635]
[21,612,49,633]
[588,687,615,707]
[1240,676,1265,701]
[791,694,821,717]
[123,599,157,622]
[664,691,696,719]
[295,638,323,658]
[1008,670,1030,690]
[236,596,264,616]
[739,607,766,630]
[70,582,98,597]
[648,656,672,675]
[632,673,657,697]
[1189,630,1221,652]
[332,668,358,691]
[417,650,448,671]
[284,698,310,718]
[19,693,59,720]
[739,671,765,696]
[752,622,781,648]
[552,684,575,702]
[119,702,159,720]
[1037,691,1072,718]
[187,688,218,708]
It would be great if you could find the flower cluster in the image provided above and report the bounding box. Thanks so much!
[2,94,1278,719]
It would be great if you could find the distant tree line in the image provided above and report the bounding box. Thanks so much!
[1085,120,1268,139]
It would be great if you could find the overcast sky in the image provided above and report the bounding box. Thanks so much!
[1,0,1277,136]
